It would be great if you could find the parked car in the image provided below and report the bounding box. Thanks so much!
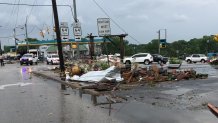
[20,53,38,65]
[123,53,153,65]
[185,54,207,63]
[46,54,59,65]
[152,54,168,64]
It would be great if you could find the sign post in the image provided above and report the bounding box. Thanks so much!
[73,21,82,58]
[60,22,69,41]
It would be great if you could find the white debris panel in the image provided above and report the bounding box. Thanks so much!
[70,66,123,83]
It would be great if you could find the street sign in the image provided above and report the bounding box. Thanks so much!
[73,27,82,36]
[73,21,82,41]
[160,39,166,43]
[73,22,81,28]
[60,22,68,27]
[60,27,69,36]
[74,35,81,41]
[97,18,111,36]
[61,36,69,41]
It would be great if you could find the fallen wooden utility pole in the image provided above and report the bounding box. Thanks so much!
[208,103,218,117]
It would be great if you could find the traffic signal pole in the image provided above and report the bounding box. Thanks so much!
[51,0,66,90]
[158,29,167,54]
[25,16,29,52]
[158,30,160,54]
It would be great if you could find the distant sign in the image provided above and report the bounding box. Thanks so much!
[61,36,69,41]
[74,35,82,42]
[60,27,69,36]
[97,18,111,36]
[73,21,82,41]
[60,22,68,27]
[73,22,81,28]
[73,27,82,36]
[160,39,166,43]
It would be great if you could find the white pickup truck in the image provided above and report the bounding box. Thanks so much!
[185,54,207,63]
[20,53,38,65]
[46,54,59,65]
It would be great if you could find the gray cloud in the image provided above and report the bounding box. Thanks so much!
[0,0,218,47]
[171,14,189,22]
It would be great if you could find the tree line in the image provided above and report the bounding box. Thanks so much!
[101,35,218,58]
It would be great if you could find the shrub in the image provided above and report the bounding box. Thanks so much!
[169,57,182,64]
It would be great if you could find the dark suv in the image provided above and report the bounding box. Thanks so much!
[152,54,168,64]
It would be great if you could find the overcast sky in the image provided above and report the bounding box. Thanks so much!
[0,0,218,47]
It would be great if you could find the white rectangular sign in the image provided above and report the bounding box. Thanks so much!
[73,22,81,28]
[60,22,68,27]
[61,36,69,41]
[74,35,81,42]
[73,27,82,36]
[60,27,69,36]
[97,18,111,36]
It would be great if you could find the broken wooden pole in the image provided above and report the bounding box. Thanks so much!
[208,103,218,117]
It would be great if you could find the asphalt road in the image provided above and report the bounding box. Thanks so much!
[111,63,218,123]
[0,63,122,123]
[0,62,218,123]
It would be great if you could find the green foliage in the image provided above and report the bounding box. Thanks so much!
[169,57,182,64]
[95,61,110,70]
[25,38,38,42]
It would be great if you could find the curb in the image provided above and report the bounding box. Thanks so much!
[32,71,65,84]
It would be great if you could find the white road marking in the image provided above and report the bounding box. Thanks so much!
[0,83,33,90]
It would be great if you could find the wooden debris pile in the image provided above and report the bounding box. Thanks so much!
[121,64,208,83]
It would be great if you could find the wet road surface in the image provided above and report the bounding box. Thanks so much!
[1,62,218,123]
[0,63,122,123]
[111,63,218,123]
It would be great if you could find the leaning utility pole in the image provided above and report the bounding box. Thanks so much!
[0,41,2,55]
[51,0,66,89]
[158,30,160,54]
[25,16,29,52]
[13,28,16,53]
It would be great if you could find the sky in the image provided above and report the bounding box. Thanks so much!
[0,0,218,47]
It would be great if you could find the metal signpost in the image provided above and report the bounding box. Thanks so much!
[73,22,82,41]
[60,22,69,41]
[73,21,82,58]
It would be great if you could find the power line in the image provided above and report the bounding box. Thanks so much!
[27,0,37,21]
[92,0,141,44]
[6,0,17,28]
[0,2,74,41]
[0,2,74,21]
[0,34,25,39]
[14,0,21,28]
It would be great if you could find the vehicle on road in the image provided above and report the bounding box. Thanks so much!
[185,54,207,63]
[20,53,38,65]
[152,54,168,64]
[46,54,59,65]
[123,53,153,65]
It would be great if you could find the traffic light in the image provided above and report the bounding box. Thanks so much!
[160,39,167,48]
[161,43,166,48]
[213,34,218,42]
[160,43,166,48]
